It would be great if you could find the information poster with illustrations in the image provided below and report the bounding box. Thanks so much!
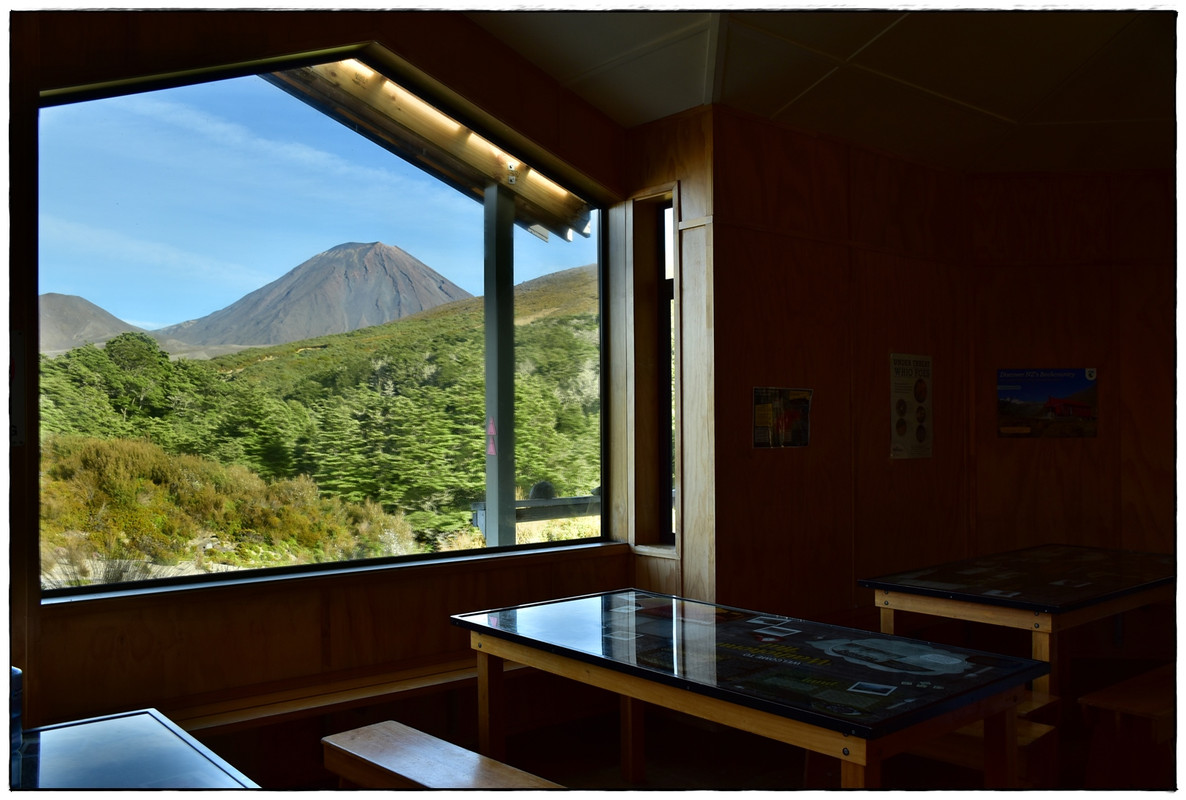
[753,387,812,448]
[890,354,932,459]
[997,368,1097,438]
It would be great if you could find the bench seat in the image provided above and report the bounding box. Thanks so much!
[323,720,562,789]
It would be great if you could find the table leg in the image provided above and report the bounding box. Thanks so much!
[840,758,880,789]
[1030,629,1054,695]
[477,650,506,761]
[982,704,1019,788]
[620,696,646,784]
[879,606,895,635]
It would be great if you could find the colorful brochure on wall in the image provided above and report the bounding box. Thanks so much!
[753,387,812,447]
[890,354,932,459]
[997,368,1098,438]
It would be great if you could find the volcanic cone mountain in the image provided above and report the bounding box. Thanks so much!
[155,242,472,347]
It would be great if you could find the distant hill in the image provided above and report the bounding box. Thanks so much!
[39,293,144,356]
[154,242,472,348]
[40,242,474,357]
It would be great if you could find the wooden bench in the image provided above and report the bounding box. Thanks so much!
[1078,663,1175,788]
[169,659,527,736]
[323,719,562,789]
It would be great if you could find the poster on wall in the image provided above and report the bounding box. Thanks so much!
[890,354,932,459]
[997,368,1097,438]
[753,387,812,448]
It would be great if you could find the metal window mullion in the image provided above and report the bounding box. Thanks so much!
[484,183,516,547]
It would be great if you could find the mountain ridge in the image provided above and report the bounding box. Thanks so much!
[40,241,474,357]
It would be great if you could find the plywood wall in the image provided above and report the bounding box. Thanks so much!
[970,171,1176,555]
[665,107,1174,621]
[30,545,632,727]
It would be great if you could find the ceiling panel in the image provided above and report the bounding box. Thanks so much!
[467,11,711,85]
[775,65,1015,168]
[567,28,713,128]
[1032,11,1177,123]
[727,11,907,60]
[719,22,839,117]
[467,10,1176,173]
[850,11,1140,120]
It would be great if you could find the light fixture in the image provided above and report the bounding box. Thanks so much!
[265,57,590,243]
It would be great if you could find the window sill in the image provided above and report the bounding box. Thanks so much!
[40,540,626,606]
[632,543,679,560]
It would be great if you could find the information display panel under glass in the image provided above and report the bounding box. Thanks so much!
[452,589,1047,738]
[860,544,1175,613]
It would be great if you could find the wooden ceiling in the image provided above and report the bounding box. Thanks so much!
[468,10,1176,172]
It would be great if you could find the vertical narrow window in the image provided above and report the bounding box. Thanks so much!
[628,190,677,548]
[37,49,602,593]
[660,203,676,545]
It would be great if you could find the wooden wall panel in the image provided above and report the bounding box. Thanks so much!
[970,172,1127,556]
[1115,252,1176,554]
[850,249,971,585]
[30,545,631,727]
[848,147,965,262]
[968,168,1173,559]
[605,200,632,545]
[627,108,714,221]
[1107,172,1176,263]
[971,173,1111,265]
[709,225,855,619]
[633,552,682,596]
[677,221,717,603]
[714,108,848,241]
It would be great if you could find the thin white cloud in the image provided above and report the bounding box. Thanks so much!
[112,93,462,208]
[40,214,270,290]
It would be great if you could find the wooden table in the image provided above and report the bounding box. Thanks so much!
[15,707,257,789]
[859,544,1175,696]
[451,589,1047,789]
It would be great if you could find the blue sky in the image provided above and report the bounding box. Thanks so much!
[38,73,598,331]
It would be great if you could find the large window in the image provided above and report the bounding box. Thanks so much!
[37,50,603,593]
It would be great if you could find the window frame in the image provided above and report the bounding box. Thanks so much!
[35,44,610,601]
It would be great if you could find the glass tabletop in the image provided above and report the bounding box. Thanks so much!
[859,544,1175,613]
[17,708,256,789]
[452,589,1047,739]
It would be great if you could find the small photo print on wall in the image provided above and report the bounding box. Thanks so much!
[997,368,1097,438]
[753,387,812,448]
[891,354,932,459]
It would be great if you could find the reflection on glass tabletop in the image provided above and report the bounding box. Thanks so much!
[453,589,1047,738]
[859,544,1174,612]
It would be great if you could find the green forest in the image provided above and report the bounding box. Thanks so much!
[39,266,601,588]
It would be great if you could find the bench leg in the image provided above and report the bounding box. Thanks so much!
[477,651,506,761]
[620,696,645,784]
